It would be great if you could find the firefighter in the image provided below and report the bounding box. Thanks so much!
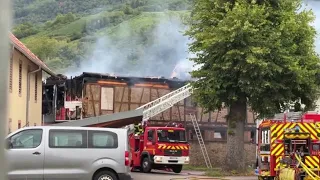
[134,122,143,135]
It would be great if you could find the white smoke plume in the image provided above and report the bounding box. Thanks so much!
[67,1,319,79]
[67,15,196,80]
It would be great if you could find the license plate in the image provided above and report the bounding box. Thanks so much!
[170,157,178,159]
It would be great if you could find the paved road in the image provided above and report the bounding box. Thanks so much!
[131,171,257,180]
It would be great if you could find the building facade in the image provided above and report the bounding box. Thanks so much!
[42,72,256,142]
[7,33,55,134]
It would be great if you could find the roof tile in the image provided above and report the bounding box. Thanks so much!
[9,32,55,76]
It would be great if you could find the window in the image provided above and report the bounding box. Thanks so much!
[7,129,43,149]
[147,130,155,141]
[88,130,118,148]
[261,128,270,144]
[49,130,87,148]
[18,60,22,96]
[157,129,186,142]
[9,46,13,93]
[313,144,320,151]
[35,73,38,102]
[259,128,271,151]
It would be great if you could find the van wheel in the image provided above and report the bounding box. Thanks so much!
[141,157,152,173]
[93,170,118,180]
[172,165,182,173]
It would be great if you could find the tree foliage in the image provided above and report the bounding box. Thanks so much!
[186,0,320,170]
[12,22,40,39]
[13,0,190,25]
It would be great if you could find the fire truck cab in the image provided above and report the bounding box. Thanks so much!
[130,122,190,173]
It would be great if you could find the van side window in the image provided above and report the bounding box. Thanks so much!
[8,129,43,149]
[49,130,87,148]
[88,130,118,149]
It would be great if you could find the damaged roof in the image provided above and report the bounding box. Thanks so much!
[9,32,55,76]
[52,109,144,128]
[71,72,189,88]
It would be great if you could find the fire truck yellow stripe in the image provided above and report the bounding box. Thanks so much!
[271,123,295,156]
[271,144,282,155]
[158,146,188,150]
[271,124,284,139]
[276,156,282,169]
[302,123,318,139]
[311,123,320,134]
[297,123,309,133]
[305,156,319,168]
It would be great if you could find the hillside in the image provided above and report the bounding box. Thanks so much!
[12,0,320,78]
[12,0,193,78]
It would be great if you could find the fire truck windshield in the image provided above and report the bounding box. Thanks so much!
[157,129,186,143]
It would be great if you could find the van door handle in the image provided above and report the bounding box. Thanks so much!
[32,152,41,155]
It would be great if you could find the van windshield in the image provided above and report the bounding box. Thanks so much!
[157,129,186,143]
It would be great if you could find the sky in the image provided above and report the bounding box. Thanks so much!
[304,0,320,53]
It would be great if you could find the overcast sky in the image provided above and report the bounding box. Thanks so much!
[304,0,320,53]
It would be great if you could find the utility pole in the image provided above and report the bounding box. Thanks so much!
[0,0,11,179]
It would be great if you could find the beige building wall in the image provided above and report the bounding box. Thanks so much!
[7,48,43,134]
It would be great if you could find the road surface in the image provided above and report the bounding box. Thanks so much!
[131,171,257,180]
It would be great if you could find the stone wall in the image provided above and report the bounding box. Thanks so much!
[189,141,256,167]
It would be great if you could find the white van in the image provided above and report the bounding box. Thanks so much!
[5,126,131,180]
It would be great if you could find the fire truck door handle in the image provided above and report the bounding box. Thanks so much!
[32,152,41,155]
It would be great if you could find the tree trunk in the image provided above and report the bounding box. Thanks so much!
[225,97,247,171]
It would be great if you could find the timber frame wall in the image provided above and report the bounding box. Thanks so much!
[48,72,256,142]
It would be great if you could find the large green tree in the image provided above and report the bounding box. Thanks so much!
[185,0,320,170]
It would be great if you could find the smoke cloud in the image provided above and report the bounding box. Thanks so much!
[67,1,319,79]
[67,15,196,80]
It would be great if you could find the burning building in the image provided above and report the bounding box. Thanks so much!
[42,72,256,142]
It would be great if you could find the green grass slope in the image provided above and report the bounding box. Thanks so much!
[19,10,190,74]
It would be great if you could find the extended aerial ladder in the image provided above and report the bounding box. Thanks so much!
[124,84,192,130]
[57,83,211,167]
[137,84,193,121]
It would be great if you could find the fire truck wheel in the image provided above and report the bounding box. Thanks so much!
[141,157,152,173]
[93,170,118,180]
[172,165,182,173]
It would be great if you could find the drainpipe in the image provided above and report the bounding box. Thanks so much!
[26,66,42,127]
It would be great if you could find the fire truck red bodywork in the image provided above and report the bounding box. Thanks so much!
[129,125,190,173]
[256,112,320,179]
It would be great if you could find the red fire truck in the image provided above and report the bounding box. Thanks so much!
[129,122,190,173]
[255,111,320,180]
